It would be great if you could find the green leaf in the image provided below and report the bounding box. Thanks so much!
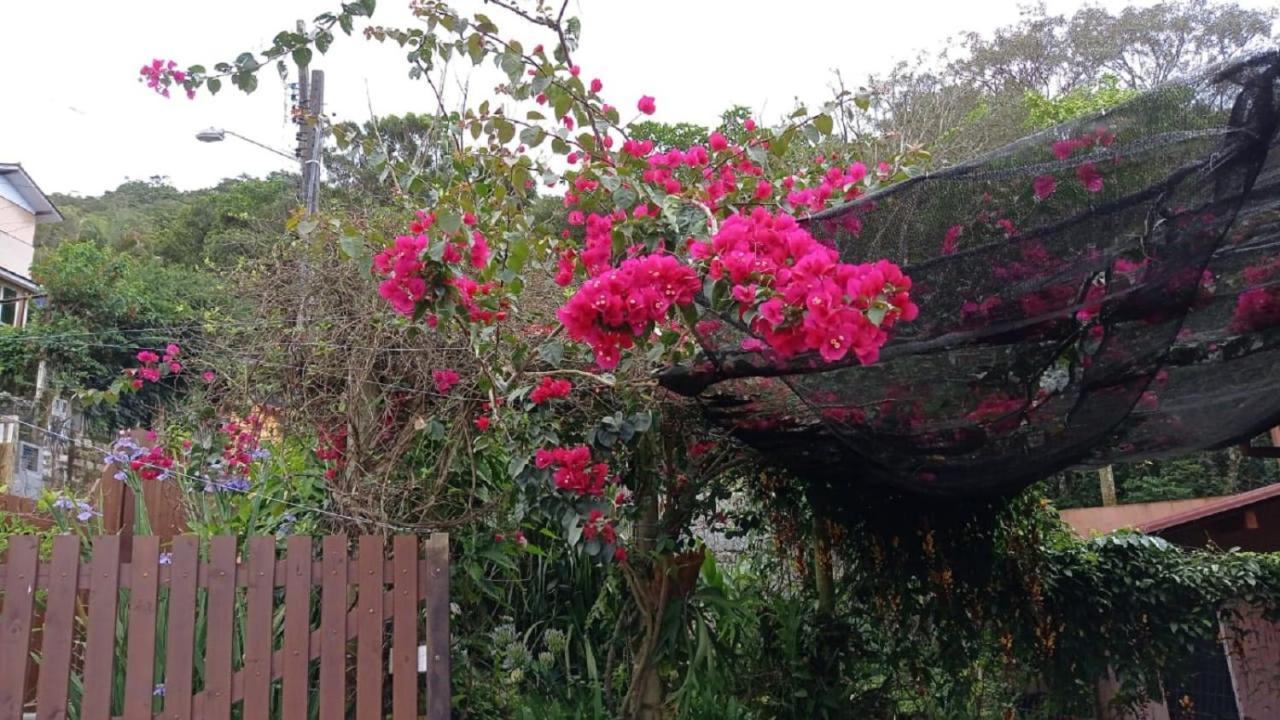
[207,78,222,95]
[316,31,333,54]
[494,118,515,144]
[339,13,354,34]
[519,126,545,147]
[292,47,313,68]
[338,234,364,258]
[813,113,834,135]
[436,211,462,233]
[538,341,564,367]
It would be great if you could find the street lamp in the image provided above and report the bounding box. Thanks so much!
[195,127,296,162]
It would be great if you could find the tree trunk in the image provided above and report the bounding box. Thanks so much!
[814,518,835,616]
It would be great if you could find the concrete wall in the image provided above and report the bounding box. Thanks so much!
[1223,604,1280,720]
[0,194,36,276]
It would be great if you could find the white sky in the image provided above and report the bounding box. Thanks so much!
[1,0,1273,196]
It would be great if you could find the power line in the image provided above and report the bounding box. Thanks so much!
[13,417,423,532]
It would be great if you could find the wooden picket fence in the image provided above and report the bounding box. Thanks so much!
[0,533,450,720]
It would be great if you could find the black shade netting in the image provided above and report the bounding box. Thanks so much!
[660,51,1280,498]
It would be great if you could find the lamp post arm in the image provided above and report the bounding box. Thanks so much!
[223,130,297,162]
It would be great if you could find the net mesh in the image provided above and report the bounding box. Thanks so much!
[660,51,1280,498]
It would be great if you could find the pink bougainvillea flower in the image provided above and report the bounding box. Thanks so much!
[469,231,490,268]
[473,416,491,431]
[165,343,181,357]
[1052,140,1076,160]
[590,78,603,93]
[1033,175,1058,200]
[530,376,573,405]
[432,369,460,394]
[1077,163,1104,193]
[744,118,756,131]
[708,132,729,152]
[637,95,656,115]
[202,370,216,383]
[942,224,963,255]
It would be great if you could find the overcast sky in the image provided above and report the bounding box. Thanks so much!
[2,0,1273,196]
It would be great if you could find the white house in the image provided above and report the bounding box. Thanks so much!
[0,162,62,327]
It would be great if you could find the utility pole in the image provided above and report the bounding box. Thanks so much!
[293,20,324,215]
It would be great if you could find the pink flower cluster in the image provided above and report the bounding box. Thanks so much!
[220,412,267,476]
[373,212,503,325]
[433,369,461,394]
[530,377,573,404]
[131,445,175,482]
[125,344,182,389]
[315,425,347,480]
[690,208,917,363]
[1051,126,1115,160]
[139,59,195,99]
[534,445,610,496]
[1231,259,1280,332]
[557,254,701,369]
[783,163,868,213]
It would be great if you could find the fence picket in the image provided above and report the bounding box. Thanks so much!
[35,535,80,720]
[162,536,200,720]
[82,535,122,720]
[425,534,450,720]
[356,536,384,720]
[243,537,276,720]
[123,536,161,720]
[204,536,237,720]
[281,536,312,720]
[0,536,39,718]
[319,535,348,720]
[392,535,418,720]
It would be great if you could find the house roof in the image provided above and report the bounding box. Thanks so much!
[1137,482,1280,533]
[0,163,62,224]
[0,265,40,293]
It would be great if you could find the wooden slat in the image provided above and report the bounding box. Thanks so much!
[123,536,160,720]
[319,535,348,720]
[281,536,312,720]
[391,536,418,720]
[204,536,237,720]
[242,537,276,720]
[424,534,450,720]
[0,536,39,718]
[163,536,200,720]
[35,535,80,720]
[356,536,384,720]
[82,536,122,720]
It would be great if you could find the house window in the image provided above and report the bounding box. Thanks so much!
[0,285,17,326]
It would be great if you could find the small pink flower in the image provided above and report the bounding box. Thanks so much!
[463,213,477,227]
[1033,175,1057,201]
[590,78,602,93]
[201,370,216,383]
[637,95,656,115]
[1077,163,1103,193]
[473,416,491,431]
[942,225,963,255]
[708,132,728,152]
[744,118,756,131]
[569,65,581,77]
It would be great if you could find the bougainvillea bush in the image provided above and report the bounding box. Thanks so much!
[131,1,1280,718]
